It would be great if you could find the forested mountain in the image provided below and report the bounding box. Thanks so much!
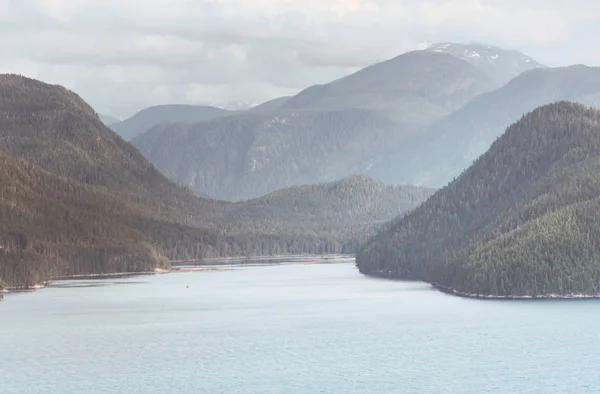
[249,96,292,112]
[133,108,402,201]
[425,42,545,85]
[0,150,172,289]
[133,44,545,200]
[111,104,233,140]
[0,74,433,289]
[0,74,231,225]
[282,50,495,124]
[356,102,600,298]
[402,65,600,187]
[229,174,435,229]
[99,113,119,125]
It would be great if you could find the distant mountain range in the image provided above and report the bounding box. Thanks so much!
[111,104,234,140]
[280,50,494,122]
[0,74,432,289]
[98,113,120,125]
[376,65,600,187]
[129,42,559,200]
[133,108,400,201]
[248,96,292,112]
[357,102,600,298]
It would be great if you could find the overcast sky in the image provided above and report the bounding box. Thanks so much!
[1,0,599,118]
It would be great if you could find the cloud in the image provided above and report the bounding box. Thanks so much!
[0,0,598,117]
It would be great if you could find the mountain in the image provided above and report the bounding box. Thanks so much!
[212,100,255,111]
[230,174,435,230]
[135,46,524,200]
[425,42,545,85]
[133,108,401,201]
[0,74,228,224]
[0,74,433,289]
[0,150,172,289]
[282,50,495,124]
[356,102,600,298]
[110,104,233,140]
[403,65,600,187]
[249,96,292,112]
[98,113,120,125]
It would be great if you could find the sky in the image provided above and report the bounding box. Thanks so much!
[1,0,599,118]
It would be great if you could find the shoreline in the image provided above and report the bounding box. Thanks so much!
[359,270,600,300]
[0,255,354,293]
[170,254,354,266]
[1,268,170,292]
[431,283,600,300]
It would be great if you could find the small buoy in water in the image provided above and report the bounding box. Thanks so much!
[186,285,189,288]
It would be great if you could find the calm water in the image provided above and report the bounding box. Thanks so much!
[2,262,600,393]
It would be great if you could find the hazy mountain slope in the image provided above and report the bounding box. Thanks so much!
[133,108,407,201]
[231,174,435,228]
[425,42,545,85]
[99,113,119,125]
[249,96,292,112]
[0,74,435,289]
[135,47,522,200]
[405,65,600,187]
[111,104,232,140]
[282,51,495,124]
[356,102,600,298]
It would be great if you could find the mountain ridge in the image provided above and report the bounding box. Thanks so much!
[133,45,525,200]
[111,104,233,140]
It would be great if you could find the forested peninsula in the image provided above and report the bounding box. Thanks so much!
[356,102,600,298]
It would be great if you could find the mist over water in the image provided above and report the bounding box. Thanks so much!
[2,262,599,393]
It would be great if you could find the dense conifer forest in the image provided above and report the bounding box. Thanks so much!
[0,74,431,289]
[356,102,600,297]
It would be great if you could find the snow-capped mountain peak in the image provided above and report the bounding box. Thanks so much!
[424,42,546,85]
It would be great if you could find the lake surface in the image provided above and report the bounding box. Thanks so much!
[2,261,600,393]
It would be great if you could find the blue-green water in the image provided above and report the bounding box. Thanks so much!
[2,262,600,393]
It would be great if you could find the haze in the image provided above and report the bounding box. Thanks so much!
[1,0,599,118]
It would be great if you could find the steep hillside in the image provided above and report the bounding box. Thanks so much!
[425,42,545,85]
[0,74,231,224]
[282,50,495,124]
[134,108,404,201]
[0,151,171,289]
[111,104,232,140]
[356,102,600,298]
[405,65,600,187]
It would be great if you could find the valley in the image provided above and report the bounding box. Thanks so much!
[3,42,600,299]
